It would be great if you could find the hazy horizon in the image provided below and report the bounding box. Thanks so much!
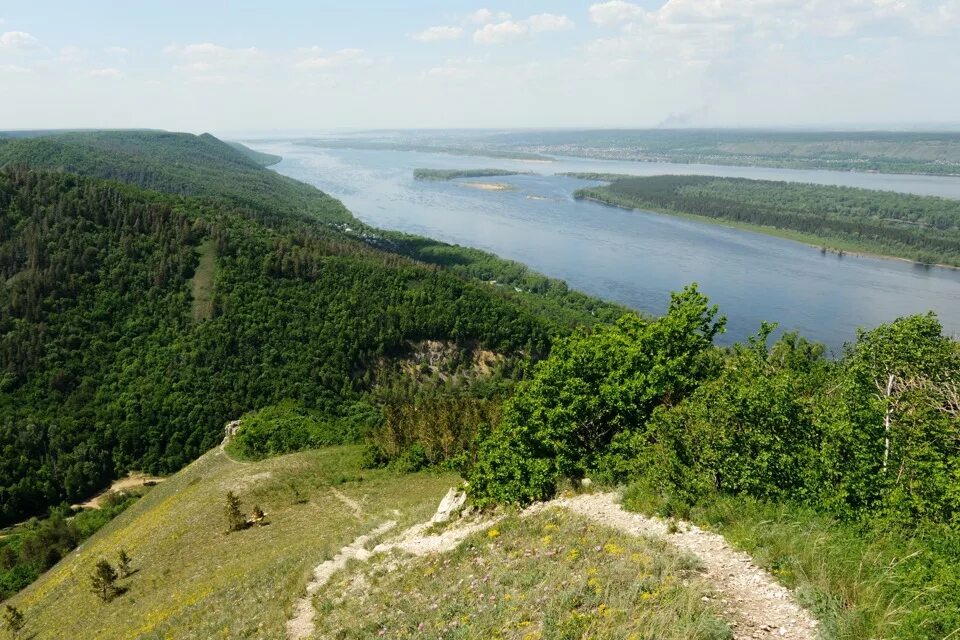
[3,1,960,131]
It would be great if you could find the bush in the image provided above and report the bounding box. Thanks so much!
[363,395,502,472]
[468,285,725,506]
[616,328,825,504]
[227,400,377,460]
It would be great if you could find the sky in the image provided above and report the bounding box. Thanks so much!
[1,0,959,133]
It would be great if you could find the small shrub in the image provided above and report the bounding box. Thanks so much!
[90,559,118,602]
[224,492,247,533]
[3,604,25,638]
[117,549,131,579]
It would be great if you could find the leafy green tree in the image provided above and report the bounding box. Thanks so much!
[820,313,960,524]
[468,285,724,506]
[626,327,826,504]
[90,559,118,602]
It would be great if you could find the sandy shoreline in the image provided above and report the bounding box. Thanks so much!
[461,182,515,191]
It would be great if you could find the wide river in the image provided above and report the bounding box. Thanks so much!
[247,141,960,352]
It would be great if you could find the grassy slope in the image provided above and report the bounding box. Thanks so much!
[189,239,217,322]
[622,489,960,639]
[313,506,730,639]
[9,446,458,639]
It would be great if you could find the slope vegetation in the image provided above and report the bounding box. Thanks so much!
[7,444,457,639]
[0,131,623,527]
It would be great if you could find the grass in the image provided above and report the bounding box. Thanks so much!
[312,507,731,639]
[190,238,217,322]
[622,486,960,640]
[7,445,458,639]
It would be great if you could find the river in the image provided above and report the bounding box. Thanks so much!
[246,140,960,352]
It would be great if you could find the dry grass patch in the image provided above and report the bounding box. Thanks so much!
[312,507,731,639]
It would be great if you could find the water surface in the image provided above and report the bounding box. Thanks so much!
[249,141,960,351]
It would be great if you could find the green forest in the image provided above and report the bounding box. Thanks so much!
[0,131,623,527]
[576,175,960,266]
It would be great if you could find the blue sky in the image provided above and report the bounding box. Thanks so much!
[2,1,959,132]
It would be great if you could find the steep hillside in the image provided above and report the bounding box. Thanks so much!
[6,443,459,639]
[0,131,624,527]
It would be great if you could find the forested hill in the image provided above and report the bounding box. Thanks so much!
[0,131,352,226]
[0,131,621,526]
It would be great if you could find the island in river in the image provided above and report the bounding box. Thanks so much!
[575,175,960,268]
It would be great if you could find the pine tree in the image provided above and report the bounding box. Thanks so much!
[90,559,118,602]
[225,491,246,532]
[117,549,132,579]
[3,605,25,639]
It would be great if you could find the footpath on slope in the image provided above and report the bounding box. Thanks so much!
[286,489,498,640]
[555,492,820,640]
[284,486,819,640]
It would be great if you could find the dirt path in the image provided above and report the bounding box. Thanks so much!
[555,493,820,640]
[285,490,498,640]
[284,488,819,639]
[286,520,398,640]
[329,488,366,521]
[74,473,165,510]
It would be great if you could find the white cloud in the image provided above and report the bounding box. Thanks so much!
[88,67,122,78]
[296,48,372,69]
[0,31,40,53]
[0,63,30,73]
[589,1,645,27]
[473,13,574,44]
[105,46,129,55]
[589,0,960,39]
[165,42,260,58]
[164,42,262,80]
[584,0,960,69]
[411,25,463,42]
[474,20,527,44]
[468,9,511,24]
[526,13,575,33]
